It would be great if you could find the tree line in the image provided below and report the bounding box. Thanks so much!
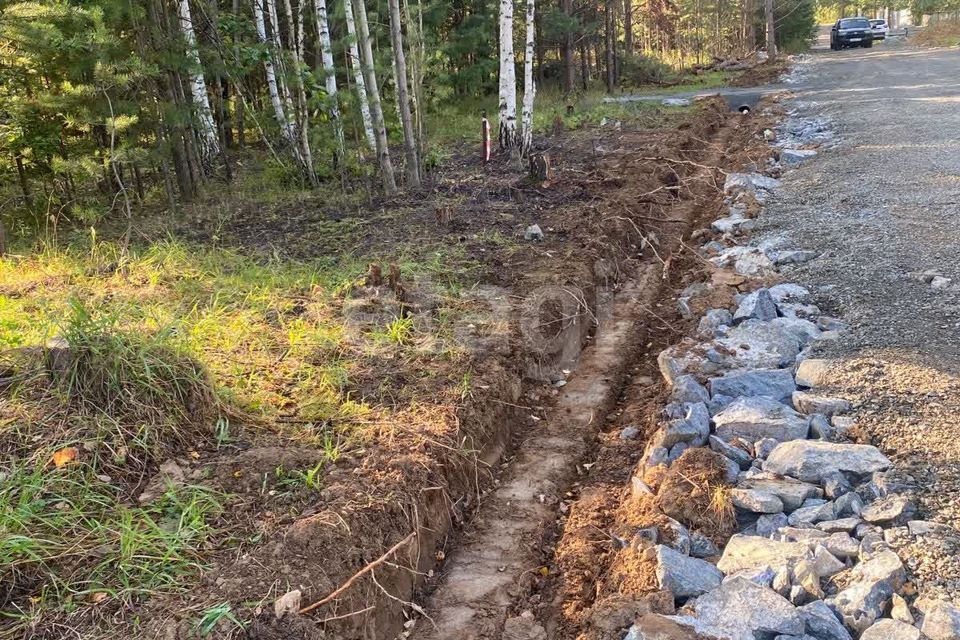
[0,0,821,241]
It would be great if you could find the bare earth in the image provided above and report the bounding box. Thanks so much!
[758,38,960,602]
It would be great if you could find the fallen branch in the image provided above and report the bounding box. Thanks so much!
[299,531,418,615]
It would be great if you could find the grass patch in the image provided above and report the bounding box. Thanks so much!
[0,463,222,617]
[0,235,479,628]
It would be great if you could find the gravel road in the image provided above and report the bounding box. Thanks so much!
[759,39,960,603]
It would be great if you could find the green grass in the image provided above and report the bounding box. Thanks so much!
[0,464,222,611]
[0,235,480,629]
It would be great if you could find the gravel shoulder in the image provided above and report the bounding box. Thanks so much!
[759,40,960,603]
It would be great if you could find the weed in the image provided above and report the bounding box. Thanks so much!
[197,602,244,636]
[380,316,415,345]
[455,370,473,401]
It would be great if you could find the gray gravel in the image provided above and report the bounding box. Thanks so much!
[757,40,960,603]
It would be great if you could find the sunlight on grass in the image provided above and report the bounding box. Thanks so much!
[0,235,479,626]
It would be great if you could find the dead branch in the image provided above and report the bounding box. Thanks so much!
[299,531,418,615]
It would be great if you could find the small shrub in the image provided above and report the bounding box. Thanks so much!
[619,54,673,86]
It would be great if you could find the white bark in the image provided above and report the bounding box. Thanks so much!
[387,0,420,187]
[266,0,295,116]
[497,0,517,150]
[343,0,376,152]
[286,0,317,185]
[177,0,220,166]
[315,0,345,159]
[354,0,397,194]
[520,0,535,157]
[253,0,301,162]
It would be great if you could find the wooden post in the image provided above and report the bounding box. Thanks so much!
[482,111,491,163]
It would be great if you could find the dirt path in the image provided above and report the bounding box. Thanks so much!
[756,40,960,603]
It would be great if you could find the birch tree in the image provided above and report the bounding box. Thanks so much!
[387,0,421,187]
[315,0,345,161]
[354,0,398,194]
[519,0,535,157]
[342,0,375,152]
[253,0,307,174]
[177,0,220,167]
[497,0,517,150]
[284,0,318,185]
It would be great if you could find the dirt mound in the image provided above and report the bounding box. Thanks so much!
[655,449,736,543]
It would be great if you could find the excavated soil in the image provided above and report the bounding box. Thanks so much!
[6,95,786,640]
[57,99,761,640]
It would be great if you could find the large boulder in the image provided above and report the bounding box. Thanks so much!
[709,435,753,470]
[730,489,784,514]
[666,577,804,640]
[712,319,804,369]
[623,614,704,640]
[829,550,905,634]
[660,402,711,448]
[860,494,917,527]
[709,369,796,403]
[860,619,921,640]
[770,317,821,348]
[670,375,711,404]
[716,534,812,574]
[919,599,960,640]
[799,600,852,640]
[764,441,891,483]
[794,358,832,388]
[733,289,778,323]
[792,391,851,417]
[713,397,809,443]
[654,545,723,598]
[724,172,782,193]
[738,476,822,511]
[769,283,812,304]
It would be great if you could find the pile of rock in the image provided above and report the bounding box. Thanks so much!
[622,113,960,640]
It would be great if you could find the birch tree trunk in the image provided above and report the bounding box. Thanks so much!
[343,0,376,152]
[253,0,301,163]
[519,0,535,157]
[315,0,345,161]
[354,0,398,194]
[387,0,421,187]
[497,0,517,150]
[177,0,221,167]
[765,0,777,58]
[285,0,318,185]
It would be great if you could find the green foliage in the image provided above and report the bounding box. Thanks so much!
[0,464,223,607]
[619,54,674,86]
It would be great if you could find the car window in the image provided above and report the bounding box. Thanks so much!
[840,18,871,29]
[870,20,885,26]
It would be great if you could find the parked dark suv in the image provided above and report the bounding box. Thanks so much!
[830,17,874,49]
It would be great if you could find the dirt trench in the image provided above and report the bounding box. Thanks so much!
[399,108,768,640]
[219,99,767,640]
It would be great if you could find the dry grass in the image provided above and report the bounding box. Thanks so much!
[914,21,960,47]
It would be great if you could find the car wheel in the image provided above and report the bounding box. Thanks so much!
[863,40,873,48]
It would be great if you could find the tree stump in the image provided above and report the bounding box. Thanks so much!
[529,153,552,183]
[365,263,383,287]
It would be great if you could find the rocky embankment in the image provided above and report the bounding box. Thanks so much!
[621,105,960,640]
